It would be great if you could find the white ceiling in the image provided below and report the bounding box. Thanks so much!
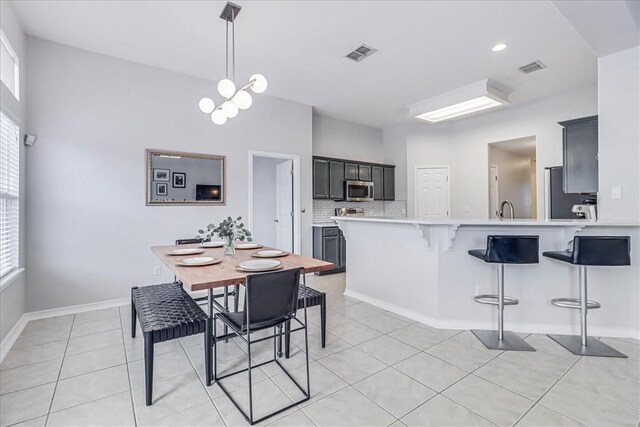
[12,0,599,128]
[490,136,537,159]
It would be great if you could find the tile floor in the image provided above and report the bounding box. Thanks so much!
[1,273,639,427]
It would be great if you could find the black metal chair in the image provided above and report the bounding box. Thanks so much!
[543,236,630,358]
[211,268,310,425]
[131,283,212,406]
[468,235,539,351]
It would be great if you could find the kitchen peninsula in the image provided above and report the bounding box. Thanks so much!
[333,216,640,338]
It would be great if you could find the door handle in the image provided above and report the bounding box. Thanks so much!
[274,219,279,223]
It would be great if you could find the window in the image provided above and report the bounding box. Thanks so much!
[0,29,19,101]
[0,111,19,279]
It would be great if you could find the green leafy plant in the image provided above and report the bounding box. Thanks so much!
[197,216,253,243]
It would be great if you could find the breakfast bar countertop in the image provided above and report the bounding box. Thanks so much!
[331,216,640,227]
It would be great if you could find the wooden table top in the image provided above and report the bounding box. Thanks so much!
[151,244,335,291]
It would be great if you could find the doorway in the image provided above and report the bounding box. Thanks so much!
[248,151,301,253]
[414,166,450,219]
[487,136,537,219]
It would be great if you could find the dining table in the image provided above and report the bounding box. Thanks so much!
[151,243,335,342]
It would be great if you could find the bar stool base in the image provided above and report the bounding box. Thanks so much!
[547,334,627,358]
[471,330,535,351]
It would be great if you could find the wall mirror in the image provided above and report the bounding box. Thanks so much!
[146,149,226,205]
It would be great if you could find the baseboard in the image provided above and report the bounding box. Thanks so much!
[25,297,130,321]
[344,289,640,340]
[0,297,130,363]
[0,314,29,363]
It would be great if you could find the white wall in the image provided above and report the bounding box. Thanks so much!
[24,37,313,312]
[382,124,412,202]
[0,0,27,342]
[488,145,533,219]
[403,86,597,219]
[312,114,383,163]
[252,157,282,248]
[598,46,640,221]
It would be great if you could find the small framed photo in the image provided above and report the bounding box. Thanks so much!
[153,169,170,181]
[172,172,186,188]
[156,182,168,196]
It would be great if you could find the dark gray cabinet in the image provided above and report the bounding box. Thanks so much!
[358,165,371,181]
[345,163,359,180]
[329,161,344,199]
[313,226,346,275]
[559,116,598,194]
[313,159,329,198]
[383,167,395,200]
[372,166,384,200]
[312,156,395,200]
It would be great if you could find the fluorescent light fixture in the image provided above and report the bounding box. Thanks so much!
[409,79,509,123]
[492,43,507,52]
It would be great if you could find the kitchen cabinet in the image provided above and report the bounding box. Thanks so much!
[345,163,359,180]
[383,167,395,200]
[372,166,384,200]
[329,161,345,199]
[358,165,371,181]
[313,226,346,275]
[559,116,598,194]
[312,156,395,200]
[313,159,330,198]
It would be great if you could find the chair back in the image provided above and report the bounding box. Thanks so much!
[244,268,301,330]
[485,235,539,264]
[572,236,631,266]
[176,238,203,245]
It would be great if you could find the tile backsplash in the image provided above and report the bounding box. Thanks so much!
[313,200,407,223]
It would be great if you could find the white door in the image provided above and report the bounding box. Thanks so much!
[275,160,293,251]
[415,167,450,219]
[489,165,499,218]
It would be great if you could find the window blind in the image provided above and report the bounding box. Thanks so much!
[0,111,19,279]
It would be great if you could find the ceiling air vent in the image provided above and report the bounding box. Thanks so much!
[519,60,547,74]
[346,44,377,62]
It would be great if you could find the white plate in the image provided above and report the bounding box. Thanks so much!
[178,256,221,267]
[251,250,288,258]
[237,259,281,271]
[200,241,225,248]
[235,243,263,250]
[168,248,204,256]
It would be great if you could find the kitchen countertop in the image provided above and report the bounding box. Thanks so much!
[331,216,640,227]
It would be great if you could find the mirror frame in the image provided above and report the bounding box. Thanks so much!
[145,149,226,206]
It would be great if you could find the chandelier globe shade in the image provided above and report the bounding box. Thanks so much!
[199,97,216,114]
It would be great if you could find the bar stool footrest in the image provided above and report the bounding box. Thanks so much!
[547,334,627,358]
[551,298,601,310]
[474,294,519,306]
[471,330,535,351]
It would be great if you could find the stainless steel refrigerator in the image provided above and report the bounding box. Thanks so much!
[544,166,591,219]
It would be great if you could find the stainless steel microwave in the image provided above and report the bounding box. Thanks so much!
[345,180,374,202]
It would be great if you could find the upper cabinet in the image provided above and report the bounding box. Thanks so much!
[313,156,395,200]
[559,116,598,194]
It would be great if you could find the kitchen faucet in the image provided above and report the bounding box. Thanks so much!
[498,200,515,220]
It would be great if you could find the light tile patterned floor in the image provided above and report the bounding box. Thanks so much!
[1,273,639,427]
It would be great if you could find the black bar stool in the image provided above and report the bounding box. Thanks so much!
[543,236,630,358]
[469,235,539,351]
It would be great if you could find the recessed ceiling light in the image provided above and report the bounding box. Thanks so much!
[492,43,507,52]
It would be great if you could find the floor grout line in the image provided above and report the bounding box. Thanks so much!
[43,313,76,426]
[511,355,583,426]
[119,306,139,427]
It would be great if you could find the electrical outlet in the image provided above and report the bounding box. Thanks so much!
[464,205,470,213]
[475,286,483,296]
[153,266,161,275]
[611,186,622,200]
[400,208,406,215]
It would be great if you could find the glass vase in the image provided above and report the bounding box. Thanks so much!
[223,237,235,256]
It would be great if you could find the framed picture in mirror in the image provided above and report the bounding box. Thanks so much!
[146,149,226,205]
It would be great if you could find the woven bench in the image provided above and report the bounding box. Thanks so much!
[284,285,326,357]
[131,283,212,405]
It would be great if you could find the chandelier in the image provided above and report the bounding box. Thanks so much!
[198,2,267,125]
